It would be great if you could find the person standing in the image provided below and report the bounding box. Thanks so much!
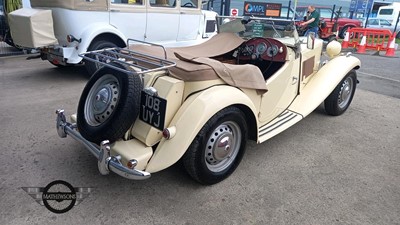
[301,5,320,38]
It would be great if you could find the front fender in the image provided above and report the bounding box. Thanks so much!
[289,54,361,117]
[145,85,258,173]
[67,23,127,64]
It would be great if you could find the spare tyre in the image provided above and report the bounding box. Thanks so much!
[77,62,143,144]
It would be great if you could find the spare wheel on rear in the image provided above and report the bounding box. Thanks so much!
[77,62,143,144]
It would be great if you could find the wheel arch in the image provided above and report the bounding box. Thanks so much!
[340,24,356,33]
[235,104,258,142]
[76,23,127,56]
[145,85,259,173]
[289,55,360,117]
[89,33,126,49]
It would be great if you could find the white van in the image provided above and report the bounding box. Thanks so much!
[8,0,217,74]
[377,3,400,26]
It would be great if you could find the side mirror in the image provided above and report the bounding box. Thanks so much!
[307,32,315,49]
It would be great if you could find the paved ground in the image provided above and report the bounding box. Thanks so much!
[0,54,399,225]
[0,41,24,57]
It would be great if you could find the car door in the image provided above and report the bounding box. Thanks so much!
[258,47,300,124]
[378,19,394,31]
[109,0,147,41]
[145,0,180,42]
[178,0,202,41]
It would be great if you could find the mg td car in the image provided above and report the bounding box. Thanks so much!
[56,16,361,185]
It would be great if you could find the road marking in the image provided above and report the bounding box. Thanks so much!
[358,71,400,83]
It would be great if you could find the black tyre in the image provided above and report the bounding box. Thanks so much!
[77,62,143,144]
[85,40,118,75]
[324,70,357,116]
[182,107,248,185]
[340,26,354,39]
[328,36,337,43]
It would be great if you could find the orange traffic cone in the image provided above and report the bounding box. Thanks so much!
[342,31,349,49]
[385,36,396,57]
[356,36,366,54]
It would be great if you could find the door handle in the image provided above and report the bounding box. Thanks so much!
[110,9,120,12]
[292,76,298,85]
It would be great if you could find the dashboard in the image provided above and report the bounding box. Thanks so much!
[238,37,287,62]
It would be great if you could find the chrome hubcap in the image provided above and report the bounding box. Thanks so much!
[205,122,241,172]
[338,77,353,109]
[85,74,120,126]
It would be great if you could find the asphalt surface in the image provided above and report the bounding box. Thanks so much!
[0,53,399,225]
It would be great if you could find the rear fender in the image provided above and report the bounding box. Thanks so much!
[289,54,360,117]
[66,23,126,64]
[145,85,258,173]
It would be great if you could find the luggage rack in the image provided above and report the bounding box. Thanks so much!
[79,38,176,75]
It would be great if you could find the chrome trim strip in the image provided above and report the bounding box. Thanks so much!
[56,109,151,180]
[258,110,303,137]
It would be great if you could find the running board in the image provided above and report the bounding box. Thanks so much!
[258,110,303,143]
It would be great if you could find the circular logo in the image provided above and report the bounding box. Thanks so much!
[231,8,238,16]
[245,3,253,13]
[42,180,76,214]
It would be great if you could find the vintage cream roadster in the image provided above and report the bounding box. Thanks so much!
[56,16,361,184]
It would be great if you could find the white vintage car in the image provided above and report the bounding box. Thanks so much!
[56,16,361,185]
[8,0,217,74]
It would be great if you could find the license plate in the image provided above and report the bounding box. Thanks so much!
[139,91,167,131]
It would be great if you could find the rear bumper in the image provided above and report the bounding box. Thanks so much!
[56,109,151,180]
[42,47,78,65]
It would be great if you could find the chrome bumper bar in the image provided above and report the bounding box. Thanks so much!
[56,109,151,180]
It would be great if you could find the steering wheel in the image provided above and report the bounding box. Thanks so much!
[239,38,273,61]
[182,2,195,7]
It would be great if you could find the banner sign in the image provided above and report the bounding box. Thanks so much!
[243,1,282,18]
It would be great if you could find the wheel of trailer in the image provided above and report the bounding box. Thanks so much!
[182,107,248,185]
[324,70,357,116]
[77,62,143,144]
[85,40,118,75]
[396,32,400,39]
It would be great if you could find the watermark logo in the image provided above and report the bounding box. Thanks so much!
[22,180,92,214]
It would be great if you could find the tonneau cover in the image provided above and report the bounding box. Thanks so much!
[131,33,268,93]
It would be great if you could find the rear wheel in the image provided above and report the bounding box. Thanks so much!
[182,107,248,185]
[324,70,357,116]
[340,26,354,39]
[85,40,118,75]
